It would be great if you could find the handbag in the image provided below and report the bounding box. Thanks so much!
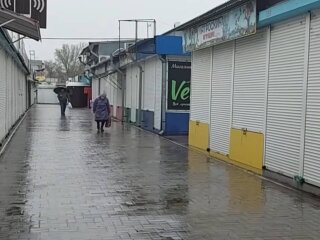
[105,117,111,128]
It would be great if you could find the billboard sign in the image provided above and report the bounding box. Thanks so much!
[183,0,256,52]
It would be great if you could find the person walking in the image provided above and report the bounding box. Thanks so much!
[93,93,111,132]
[57,88,69,116]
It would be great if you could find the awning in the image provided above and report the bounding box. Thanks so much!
[0,8,41,41]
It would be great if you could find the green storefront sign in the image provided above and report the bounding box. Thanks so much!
[167,61,191,111]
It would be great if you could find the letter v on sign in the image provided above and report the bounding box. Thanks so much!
[171,80,187,101]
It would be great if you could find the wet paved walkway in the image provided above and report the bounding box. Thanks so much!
[0,105,320,240]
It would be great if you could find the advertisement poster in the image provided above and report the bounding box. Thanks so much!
[183,0,256,52]
[167,61,191,111]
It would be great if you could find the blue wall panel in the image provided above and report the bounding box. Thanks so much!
[165,112,189,135]
[259,0,320,27]
[156,36,184,55]
[141,110,155,132]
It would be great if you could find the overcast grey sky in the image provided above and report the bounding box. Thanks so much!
[24,0,227,60]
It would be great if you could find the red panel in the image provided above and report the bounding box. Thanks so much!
[116,107,123,120]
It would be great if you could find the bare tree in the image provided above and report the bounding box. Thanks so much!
[44,60,59,78]
[54,43,85,80]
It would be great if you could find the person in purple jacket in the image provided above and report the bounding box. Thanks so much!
[93,93,111,132]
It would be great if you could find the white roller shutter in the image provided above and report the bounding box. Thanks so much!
[190,48,212,123]
[265,16,306,177]
[31,84,36,105]
[0,49,6,141]
[131,65,139,123]
[210,41,234,155]
[304,10,320,186]
[125,67,132,108]
[7,56,13,128]
[22,74,26,113]
[117,81,122,108]
[154,59,162,130]
[112,77,117,116]
[143,58,156,111]
[100,78,106,98]
[92,78,99,100]
[37,88,59,104]
[233,30,268,132]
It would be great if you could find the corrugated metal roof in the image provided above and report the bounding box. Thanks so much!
[0,29,30,73]
[0,8,41,41]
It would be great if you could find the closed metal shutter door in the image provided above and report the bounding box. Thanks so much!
[125,67,132,108]
[92,78,99,100]
[190,48,212,123]
[154,59,162,130]
[233,30,268,132]
[0,49,6,141]
[131,65,139,123]
[31,85,36,105]
[7,56,13,128]
[23,74,26,113]
[210,42,234,155]
[37,88,59,104]
[265,16,306,177]
[106,79,112,105]
[111,76,117,116]
[143,58,156,111]
[100,78,105,99]
[304,10,320,186]
[117,78,122,108]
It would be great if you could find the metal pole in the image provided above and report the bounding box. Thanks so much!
[153,20,156,37]
[118,20,121,53]
[135,20,138,60]
[135,20,142,126]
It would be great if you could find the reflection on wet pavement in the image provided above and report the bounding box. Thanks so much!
[0,105,319,240]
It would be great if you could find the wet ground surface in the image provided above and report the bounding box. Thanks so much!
[164,136,188,147]
[0,105,320,240]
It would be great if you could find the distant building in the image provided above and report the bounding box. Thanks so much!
[80,40,135,68]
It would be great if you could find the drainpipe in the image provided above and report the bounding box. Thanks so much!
[137,64,144,127]
[121,72,126,124]
[159,55,166,135]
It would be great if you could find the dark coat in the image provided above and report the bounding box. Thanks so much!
[57,91,68,103]
[93,96,110,121]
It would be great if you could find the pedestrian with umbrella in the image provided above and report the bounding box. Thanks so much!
[54,86,70,116]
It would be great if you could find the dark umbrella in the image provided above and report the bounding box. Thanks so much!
[53,87,67,94]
